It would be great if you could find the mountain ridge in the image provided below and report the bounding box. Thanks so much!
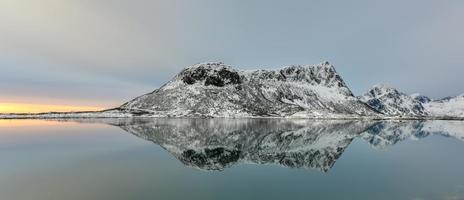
[1,61,463,119]
[118,61,379,118]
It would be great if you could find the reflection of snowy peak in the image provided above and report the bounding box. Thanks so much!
[359,84,427,117]
[119,62,378,118]
[360,120,464,149]
[118,119,373,171]
[100,118,464,171]
[422,120,464,141]
[361,121,430,149]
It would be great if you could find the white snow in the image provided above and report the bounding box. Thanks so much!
[423,95,464,118]
[359,84,428,117]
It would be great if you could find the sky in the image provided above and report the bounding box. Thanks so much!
[1,0,463,113]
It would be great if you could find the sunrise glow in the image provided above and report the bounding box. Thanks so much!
[0,103,103,114]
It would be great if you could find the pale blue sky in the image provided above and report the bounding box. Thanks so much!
[0,0,463,108]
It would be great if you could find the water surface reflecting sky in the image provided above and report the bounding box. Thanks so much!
[0,119,463,200]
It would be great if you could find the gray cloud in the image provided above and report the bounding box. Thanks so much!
[1,0,463,106]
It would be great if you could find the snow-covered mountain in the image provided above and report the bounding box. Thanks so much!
[119,62,378,118]
[359,84,427,117]
[357,84,464,118]
[411,93,431,104]
[1,61,463,119]
[423,95,464,118]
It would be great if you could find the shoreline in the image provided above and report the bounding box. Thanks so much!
[1,111,463,121]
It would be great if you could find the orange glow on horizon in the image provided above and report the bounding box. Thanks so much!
[0,103,103,114]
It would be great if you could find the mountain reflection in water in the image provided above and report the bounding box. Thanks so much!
[69,119,464,172]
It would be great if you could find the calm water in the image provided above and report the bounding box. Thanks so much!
[0,119,463,200]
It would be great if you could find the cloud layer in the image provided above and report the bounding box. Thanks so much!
[1,0,463,109]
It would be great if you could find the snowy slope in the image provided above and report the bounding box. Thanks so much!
[423,95,464,118]
[118,118,373,171]
[119,62,378,118]
[359,85,464,119]
[359,84,427,117]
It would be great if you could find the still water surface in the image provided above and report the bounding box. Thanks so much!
[0,119,463,200]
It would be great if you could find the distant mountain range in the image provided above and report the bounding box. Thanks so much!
[359,84,464,118]
[1,61,463,119]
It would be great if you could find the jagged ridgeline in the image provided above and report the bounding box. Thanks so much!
[119,62,379,118]
[1,61,463,119]
[359,84,464,118]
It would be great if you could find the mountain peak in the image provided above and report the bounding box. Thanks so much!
[120,61,377,117]
[318,61,332,69]
[176,61,347,90]
[366,84,402,98]
[185,62,226,69]
[411,93,431,104]
[360,85,427,116]
[178,62,241,87]
[277,61,348,91]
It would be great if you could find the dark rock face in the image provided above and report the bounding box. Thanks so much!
[413,95,431,104]
[218,68,242,84]
[365,98,385,111]
[181,67,208,85]
[204,75,225,87]
[181,148,241,170]
[277,64,349,91]
[180,63,242,87]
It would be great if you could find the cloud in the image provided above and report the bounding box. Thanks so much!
[0,0,463,105]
